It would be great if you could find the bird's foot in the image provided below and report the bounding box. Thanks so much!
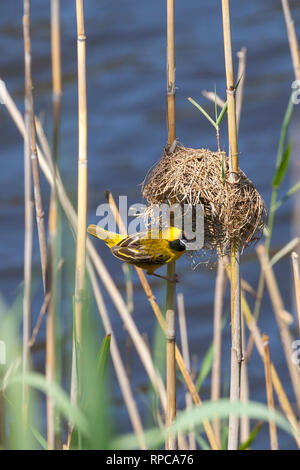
[150,272,179,283]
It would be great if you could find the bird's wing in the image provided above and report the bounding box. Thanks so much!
[111,234,171,266]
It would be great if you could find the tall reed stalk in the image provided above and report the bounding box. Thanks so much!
[178,293,196,450]
[46,0,62,450]
[22,0,34,413]
[262,334,278,450]
[221,0,242,450]
[23,0,49,414]
[74,0,87,348]
[291,252,300,334]
[281,0,300,81]
[165,0,177,450]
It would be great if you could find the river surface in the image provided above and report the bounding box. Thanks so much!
[1,0,300,449]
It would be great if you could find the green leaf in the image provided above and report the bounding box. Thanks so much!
[235,73,244,92]
[4,373,89,438]
[97,334,111,380]
[188,97,218,129]
[30,426,48,450]
[196,343,214,392]
[270,237,300,267]
[272,141,292,189]
[195,433,210,450]
[276,95,294,170]
[275,180,300,211]
[216,101,228,127]
[111,399,296,450]
[238,421,263,450]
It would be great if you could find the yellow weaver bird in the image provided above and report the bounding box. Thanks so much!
[87,225,186,282]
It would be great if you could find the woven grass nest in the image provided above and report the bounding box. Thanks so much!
[142,145,266,254]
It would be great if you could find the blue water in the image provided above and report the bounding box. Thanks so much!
[1,0,300,450]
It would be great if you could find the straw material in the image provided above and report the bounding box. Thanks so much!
[143,145,266,254]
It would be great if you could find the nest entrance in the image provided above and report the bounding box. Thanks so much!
[142,146,266,254]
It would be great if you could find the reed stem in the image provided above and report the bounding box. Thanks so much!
[211,259,227,448]
[46,0,62,450]
[291,252,300,334]
[178,293,196,450]
[165,0,177,450]
[281,0,300,81]
[221,0,242,450]
[167,0,176,148]
[74,0,88,347]
[22,0,34,416]
[262,334,278,450]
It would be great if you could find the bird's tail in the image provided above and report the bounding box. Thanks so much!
[87,224,126,248]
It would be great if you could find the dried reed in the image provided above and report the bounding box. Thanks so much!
[177,293,196,450]
[281,0,300,80]
[46,0,62,449]
[211,260,226,447]
[165,0,177,450]
[291,252,300,334]
[23,0,49,431]
[22,0,34,413]
[262,334,278,450]
[74,0,88,345]
[221,0,242,449]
